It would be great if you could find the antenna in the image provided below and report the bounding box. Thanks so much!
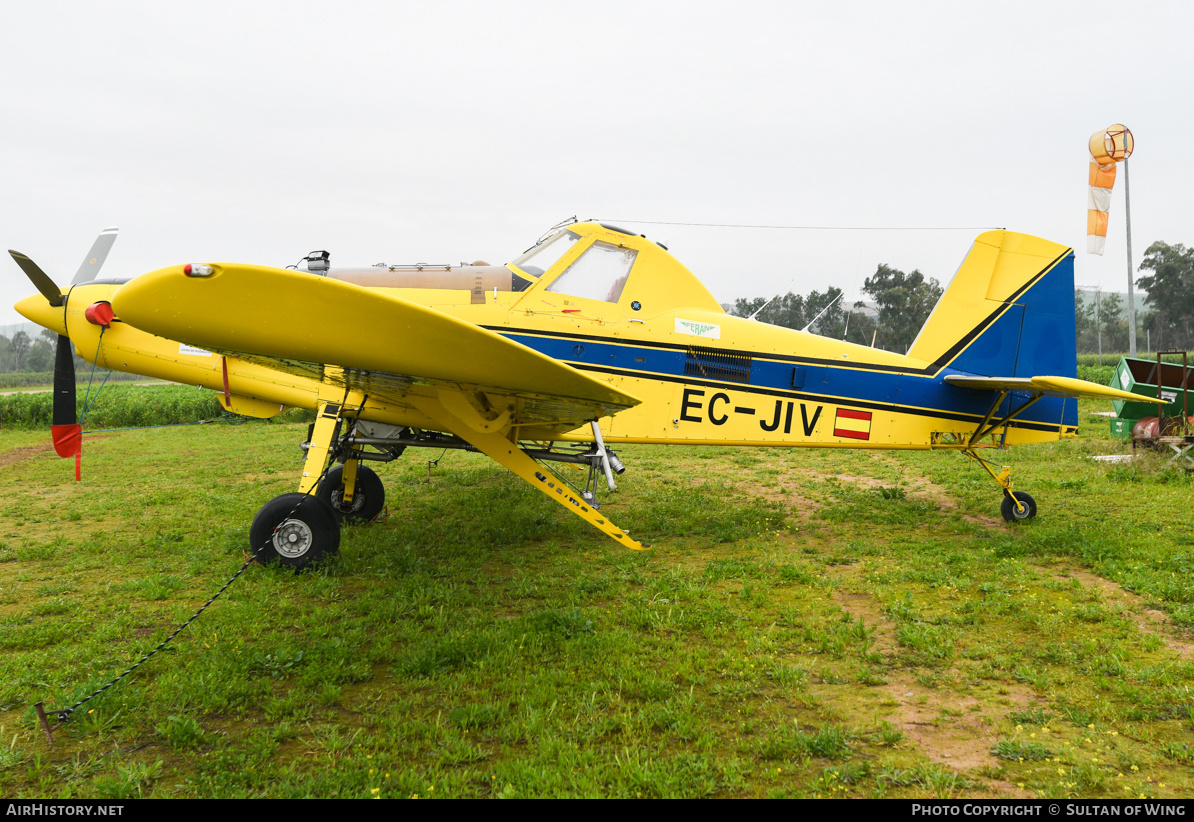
[801,290,845,333]
[749,279,794,321]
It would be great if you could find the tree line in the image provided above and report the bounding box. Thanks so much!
[727,264,944,354]
[730,241,1194,358]
[1135,240,1193,352]
[0,328,64,373]
[1075,241,1193,356]
[0,327,117,379]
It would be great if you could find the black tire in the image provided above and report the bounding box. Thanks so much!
[315,464,386,524]
[249,493,341,568]
[1000,491,1037,523]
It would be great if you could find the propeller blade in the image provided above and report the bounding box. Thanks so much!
[51,335,81,460]
[9,250,65,307]
[72,227,119,284]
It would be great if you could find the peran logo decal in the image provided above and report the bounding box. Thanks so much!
[675,318,721,339]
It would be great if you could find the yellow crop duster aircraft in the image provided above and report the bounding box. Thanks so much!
[12,221,1156,567]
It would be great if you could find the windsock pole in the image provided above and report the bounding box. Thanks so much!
[1124,158,1137,357]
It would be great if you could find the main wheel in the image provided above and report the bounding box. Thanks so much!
[249,493,341,568]
[1000,490,1037,523]
[315,464,386,523]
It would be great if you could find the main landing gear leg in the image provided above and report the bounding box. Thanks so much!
[962,448,1037,523]
[249,399,345,567]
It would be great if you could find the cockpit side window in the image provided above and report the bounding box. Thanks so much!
[546,240,637,303]
[510,271,535,292]
[509,230,581,277]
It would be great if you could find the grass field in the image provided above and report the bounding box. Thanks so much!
[0,401,1192,799]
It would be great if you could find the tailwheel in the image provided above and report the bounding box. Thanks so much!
[1000,490,1037,523]
[962,448,1037,525]
[250,493,341,568]
[316,464,386,524]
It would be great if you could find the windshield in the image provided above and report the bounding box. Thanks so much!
[546,240,637,303]
[509,230,580,277]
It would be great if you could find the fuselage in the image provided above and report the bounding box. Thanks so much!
[16,221,1076,450]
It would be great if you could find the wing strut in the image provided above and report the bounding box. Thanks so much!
[410,394,648,549]
[451,426,647,550]
[968,390,1043,448]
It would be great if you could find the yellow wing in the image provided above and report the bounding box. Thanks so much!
[112,263,641,432]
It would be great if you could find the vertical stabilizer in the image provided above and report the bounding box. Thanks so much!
[907,231,1075,379]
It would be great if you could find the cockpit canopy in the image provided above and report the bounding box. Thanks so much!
[511,229,635,304]
[508,222,723,315]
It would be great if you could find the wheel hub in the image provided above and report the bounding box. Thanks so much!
[272,518,313,558]
[330,488,365,515]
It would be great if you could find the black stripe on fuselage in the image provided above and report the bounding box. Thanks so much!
[563,362,1063,434]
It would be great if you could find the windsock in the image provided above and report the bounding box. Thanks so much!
[1087,124,1134,255]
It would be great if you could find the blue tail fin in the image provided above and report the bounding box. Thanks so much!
[908,230,1076,379]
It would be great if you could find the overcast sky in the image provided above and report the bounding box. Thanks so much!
[2,0,1190,326]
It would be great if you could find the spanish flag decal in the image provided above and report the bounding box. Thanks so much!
[833,408,872,440]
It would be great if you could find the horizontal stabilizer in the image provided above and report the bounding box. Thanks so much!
[944,374,1166,404]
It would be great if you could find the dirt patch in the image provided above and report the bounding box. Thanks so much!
[755,469,891,522]
[0,443,52,468]
[866,453,1005,527]
[781,457,962,516]
[755,486,822,519]
[880,671,1033,797]
[1047,566,1194,659]
[904,477,1002,528]
[830,573,1034,795]
[801,470,890,489]
[0,434,120,470]
[831,587,897,658]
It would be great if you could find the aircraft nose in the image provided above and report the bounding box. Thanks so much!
[15,293,68,337]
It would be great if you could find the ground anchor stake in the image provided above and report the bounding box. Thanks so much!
[34,702,62,746]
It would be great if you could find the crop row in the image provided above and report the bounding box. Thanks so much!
[0,384,314,430]
[0,370,148,389]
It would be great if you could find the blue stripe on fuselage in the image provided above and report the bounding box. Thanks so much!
[498,331,1070,430]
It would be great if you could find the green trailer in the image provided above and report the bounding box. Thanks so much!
[1109,415,1140,440]
[1110,355,1192,420]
